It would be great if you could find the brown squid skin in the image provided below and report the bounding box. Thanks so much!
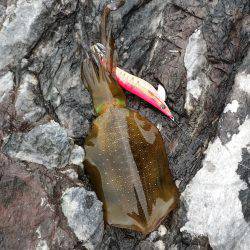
[82,46,179,233]
[84,105,179,234]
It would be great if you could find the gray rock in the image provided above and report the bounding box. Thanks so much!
[181,52,250,249]
[69,145,85,168]
[136,240,158,250]
[60,168,79,181]
[0,0,249,249]
[15,72,46,123]
[0,71,14,103]
[184,29,211,115]
[3,120,84,169]
[0,0,78,71]
[0,0,54,70]
[26,11,94,138]
[55,86,94,139]
[61,187,104,249]
[114,0,168,73]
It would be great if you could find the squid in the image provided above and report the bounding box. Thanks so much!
[81,1,179,235]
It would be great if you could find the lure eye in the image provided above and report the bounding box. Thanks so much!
[161,104,166,110]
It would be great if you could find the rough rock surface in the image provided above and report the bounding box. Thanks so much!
[15,72,46,124]
[0,0,249,249]
[0,153,83,249]
[61,187,104,249]
[3,120,85,169]
[181,52,250,250]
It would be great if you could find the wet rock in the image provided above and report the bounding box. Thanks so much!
[0,0,53,70]
[55,86,94,139]
[113,0,168,72]
[202,0,249,64]
[26,10,94,138]
[3,120,84,169]
[172,0,213,19]
[61,187,104,249]
[181,52,250,249]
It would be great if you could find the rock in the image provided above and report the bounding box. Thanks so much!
[60,167,79,181]
[223,100,240,114]
[69,145,85,168]
[55,86,94,139]
[158,225,167,237]
[61,187,104,249]
[15,72,46,123]
[154,240,166,250]
[136,240,158,250]
[184,29,211,115]
[113,0,168,72]
[3,120,84,169]
[172,0,213,19]
[0,0,78,71]
[181,52,250,249]
[0,71,14,104]
[0,0,249,249]
[26,10,94,138]
[136,239,168,250]
[0,0,53,70]
[0,153,79,249]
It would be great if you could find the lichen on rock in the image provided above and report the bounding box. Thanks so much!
[15,72,46,123]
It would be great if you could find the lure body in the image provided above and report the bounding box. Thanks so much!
[82,58,179,234]
[115,67,174,120]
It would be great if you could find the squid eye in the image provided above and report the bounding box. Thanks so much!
[161,104,166,110]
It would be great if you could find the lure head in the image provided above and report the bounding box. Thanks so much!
[143,92,174,121]
[160,104,174,120]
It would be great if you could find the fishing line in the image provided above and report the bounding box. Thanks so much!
[169,117,205,147]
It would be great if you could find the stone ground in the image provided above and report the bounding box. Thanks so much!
[0,0,249,249]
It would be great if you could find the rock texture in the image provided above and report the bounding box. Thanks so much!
[0,0,249,249]
[0,153,82,249]
[61,187,104,249]
[3,121,84,169]
[181,52,250,250]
